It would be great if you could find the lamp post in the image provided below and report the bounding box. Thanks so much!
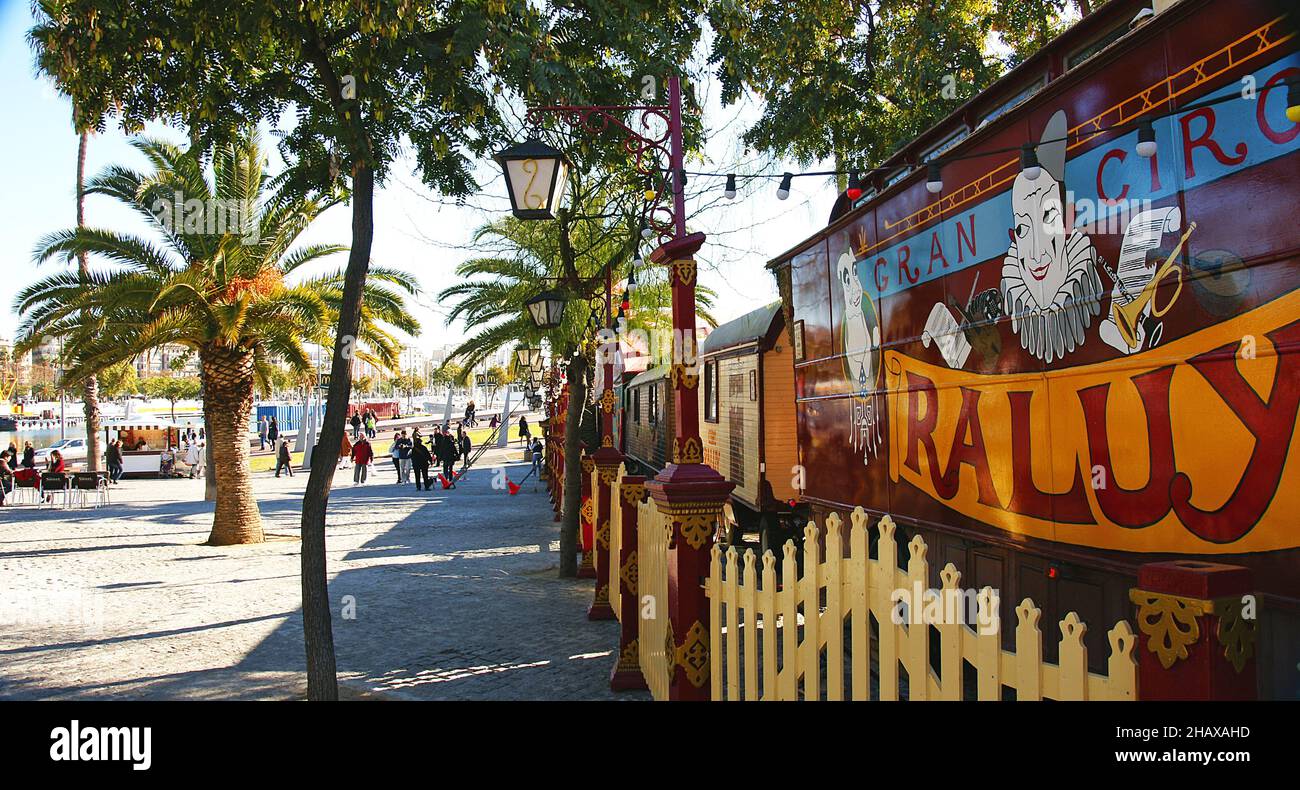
[496,76,733,699]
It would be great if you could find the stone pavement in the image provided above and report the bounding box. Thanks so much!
[0,445,647,701]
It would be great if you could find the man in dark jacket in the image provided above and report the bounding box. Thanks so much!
[411,436,433,491]
[458,427,472,472]
[433,426,456,485]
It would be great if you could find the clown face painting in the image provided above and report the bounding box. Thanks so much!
[1000,110,1105,364]
[836,249,884,465]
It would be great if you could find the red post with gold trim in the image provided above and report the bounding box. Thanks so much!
[610,474,649,690]
[578,446,597,579]
[647,231,734,701]
[587,351,622,618]
[1130,560,1257,700]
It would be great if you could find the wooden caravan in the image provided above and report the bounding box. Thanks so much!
[766,0,1300,695]
[622,364,672,475]
[699,302,806,553]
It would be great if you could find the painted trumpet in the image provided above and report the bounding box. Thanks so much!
[1112,221,1197,350]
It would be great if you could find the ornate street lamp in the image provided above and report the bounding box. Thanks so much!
[524,289,569,330]
[516,346,543,372]
[500,79,734,693]
[494,138,571,220]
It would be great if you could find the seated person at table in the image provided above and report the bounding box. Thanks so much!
[135,438,150,451]
[46,450,66,474]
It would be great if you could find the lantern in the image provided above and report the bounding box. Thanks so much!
[494,138,570,220]
[524,290,569,330]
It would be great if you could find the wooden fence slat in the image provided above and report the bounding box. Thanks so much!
[976,587,1001,700]
[780,541,798,701]
[875,517,899,701]
[742,549,758,700]
[938,564,962,700]
[725,546,740,701]
[800,522,820,701]
[1015,599,1043,701]
[760,551,778,701]
[849,509,869,701]
[709,544,722,701]
[824,515,844,701]
[1106,622,1138,701]
[1058,613,1088,700]
[905,535,929,701]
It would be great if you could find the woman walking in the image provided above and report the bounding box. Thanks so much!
[517,414,531,447]
[267,417,279,446]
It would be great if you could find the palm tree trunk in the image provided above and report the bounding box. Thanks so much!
[559,353,588,577]
[300,162,375,701]
[200,343,264,545]
[76,130,103,471]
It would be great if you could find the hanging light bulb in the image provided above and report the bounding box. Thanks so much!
[1135,120,1157,158]
[1020,144,1042,181]
[1287,78,1300,123]
[776,172,793,200]
[619,290,630,314]
[640,219,653,240]
[926,163,943,194]
[644,176,656,202]
[627,264,638,294]
[846,169,863,201]
[724,173,737,199]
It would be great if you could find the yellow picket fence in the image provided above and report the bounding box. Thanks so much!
[706,508,1138,701]
[607,466,625,622]
[637,496,673,700]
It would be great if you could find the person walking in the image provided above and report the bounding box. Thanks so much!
[411,436,433,491]
[517,414,531,447]
[275,437,294,477]
[458,425,472,472]
[184,439,202,479]
[106,439,124,484]
[350,411,363,440]
[351,435,373,484]
[339,430,353,470]
[366,410,377,439]
[530,437,544,478]
[389,430,406,483]
[267,417,280,446]
[258,416,269,450]
[397,430,413,483]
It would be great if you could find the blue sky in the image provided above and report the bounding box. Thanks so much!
[0,0,835,349]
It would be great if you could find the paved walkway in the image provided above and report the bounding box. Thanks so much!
[0,446,644,700]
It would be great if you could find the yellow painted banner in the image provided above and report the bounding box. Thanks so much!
[885,290,1300,554]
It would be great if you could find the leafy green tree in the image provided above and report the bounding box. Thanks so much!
[14,131,417,547]
[142,376,202,420]
[707,0,1077,169]
[97,361,140,399]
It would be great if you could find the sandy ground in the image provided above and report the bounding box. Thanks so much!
[0,445,645,701]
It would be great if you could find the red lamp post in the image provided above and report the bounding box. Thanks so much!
[502,76,733,699]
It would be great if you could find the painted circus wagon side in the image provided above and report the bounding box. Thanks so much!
[767,0,1300,696]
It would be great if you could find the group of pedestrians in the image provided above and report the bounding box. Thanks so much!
[257,416,281,450]
[350,409,378,440]
[343,422,472,491]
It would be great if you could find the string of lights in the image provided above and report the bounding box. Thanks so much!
[651,76,1300,200]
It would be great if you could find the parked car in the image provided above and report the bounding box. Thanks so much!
[33,437,89,465]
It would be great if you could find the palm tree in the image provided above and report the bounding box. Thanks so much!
[14,130,418,545]
[438,177,717,575]
[75,126,104,471]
